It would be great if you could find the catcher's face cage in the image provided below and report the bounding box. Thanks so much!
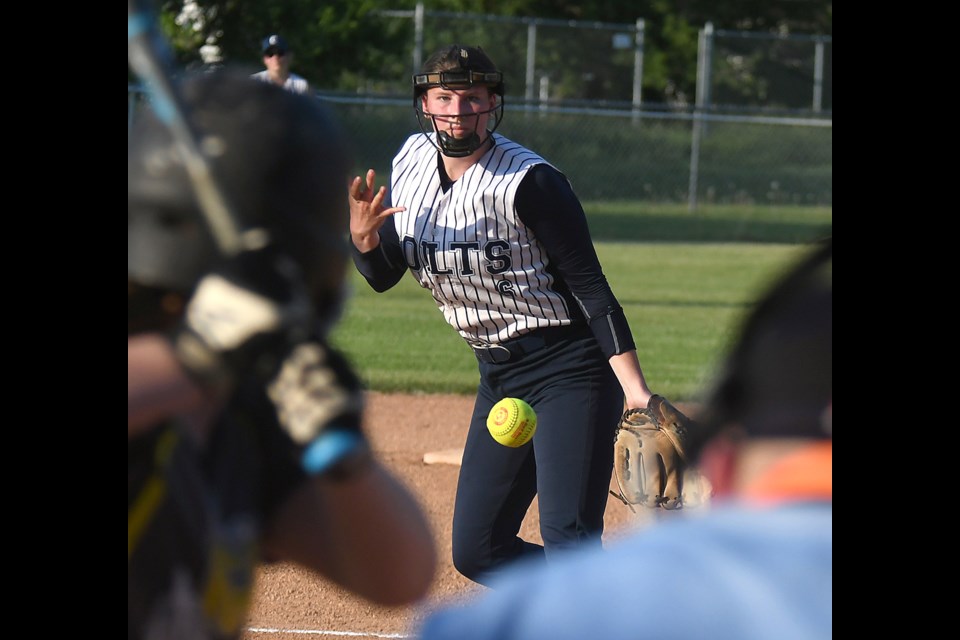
[413,70,505,157]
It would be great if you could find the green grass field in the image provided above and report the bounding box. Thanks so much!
[328,204,830,401]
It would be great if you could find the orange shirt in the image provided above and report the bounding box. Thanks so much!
[742,441,832,504]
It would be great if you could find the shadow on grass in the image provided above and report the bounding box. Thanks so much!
[614,298,754,309]
[587,213,832,244]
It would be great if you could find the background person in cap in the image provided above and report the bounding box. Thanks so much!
[251,34,310,95]
[414,238,833,640]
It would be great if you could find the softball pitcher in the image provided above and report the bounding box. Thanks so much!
[348,44,662,586]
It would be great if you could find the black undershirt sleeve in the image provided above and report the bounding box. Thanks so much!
[351,220,407,292]
[515,164,637,358]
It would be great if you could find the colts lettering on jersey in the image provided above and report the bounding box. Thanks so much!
[401,235,512,277]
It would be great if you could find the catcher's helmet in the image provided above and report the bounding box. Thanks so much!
[128,69,353,335]
[413,44,505,157]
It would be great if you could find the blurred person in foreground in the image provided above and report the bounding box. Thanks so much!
[250,34,310,94]
[415,237,833,640]
[128,70,436,640]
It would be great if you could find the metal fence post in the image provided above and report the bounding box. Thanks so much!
[689,22,714,212]
[631,18,645,125]
[525,22,537,109]
[698,21,714,135]
[813,37,825,113]
[414,2,424,75]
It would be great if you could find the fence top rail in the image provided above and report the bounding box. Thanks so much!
[373,9,636,31]
[129,85,831,126]
[129,84,832,125]
[712,29,832,43]
[311,92,832,126]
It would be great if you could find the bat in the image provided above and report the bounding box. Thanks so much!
[127,0,245,257]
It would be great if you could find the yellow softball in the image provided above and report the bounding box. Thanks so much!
[486,398,538,447]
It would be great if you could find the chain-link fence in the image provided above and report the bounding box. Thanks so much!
[372,8,644,107]
[127,86,831,208]
[703,25,832,115]
[325,98,831,207]
[372,6,831,115]
[344,7,833,208]
[128,9,831,210]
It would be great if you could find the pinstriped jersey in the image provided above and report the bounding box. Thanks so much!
[389,132,577,345]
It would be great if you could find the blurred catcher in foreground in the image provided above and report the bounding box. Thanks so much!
[128,70,436,640]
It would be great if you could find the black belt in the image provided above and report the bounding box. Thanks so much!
[471,324,586,364]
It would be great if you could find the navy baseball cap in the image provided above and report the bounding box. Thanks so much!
[262,34,289,54]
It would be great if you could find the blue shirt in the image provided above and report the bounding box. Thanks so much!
[416,502,832,640]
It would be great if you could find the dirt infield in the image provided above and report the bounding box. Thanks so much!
[242,391,669,640]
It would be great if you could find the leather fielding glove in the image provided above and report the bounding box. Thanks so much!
[267,340,371,479]
[171,246,313,394]
[611,395,712,510]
